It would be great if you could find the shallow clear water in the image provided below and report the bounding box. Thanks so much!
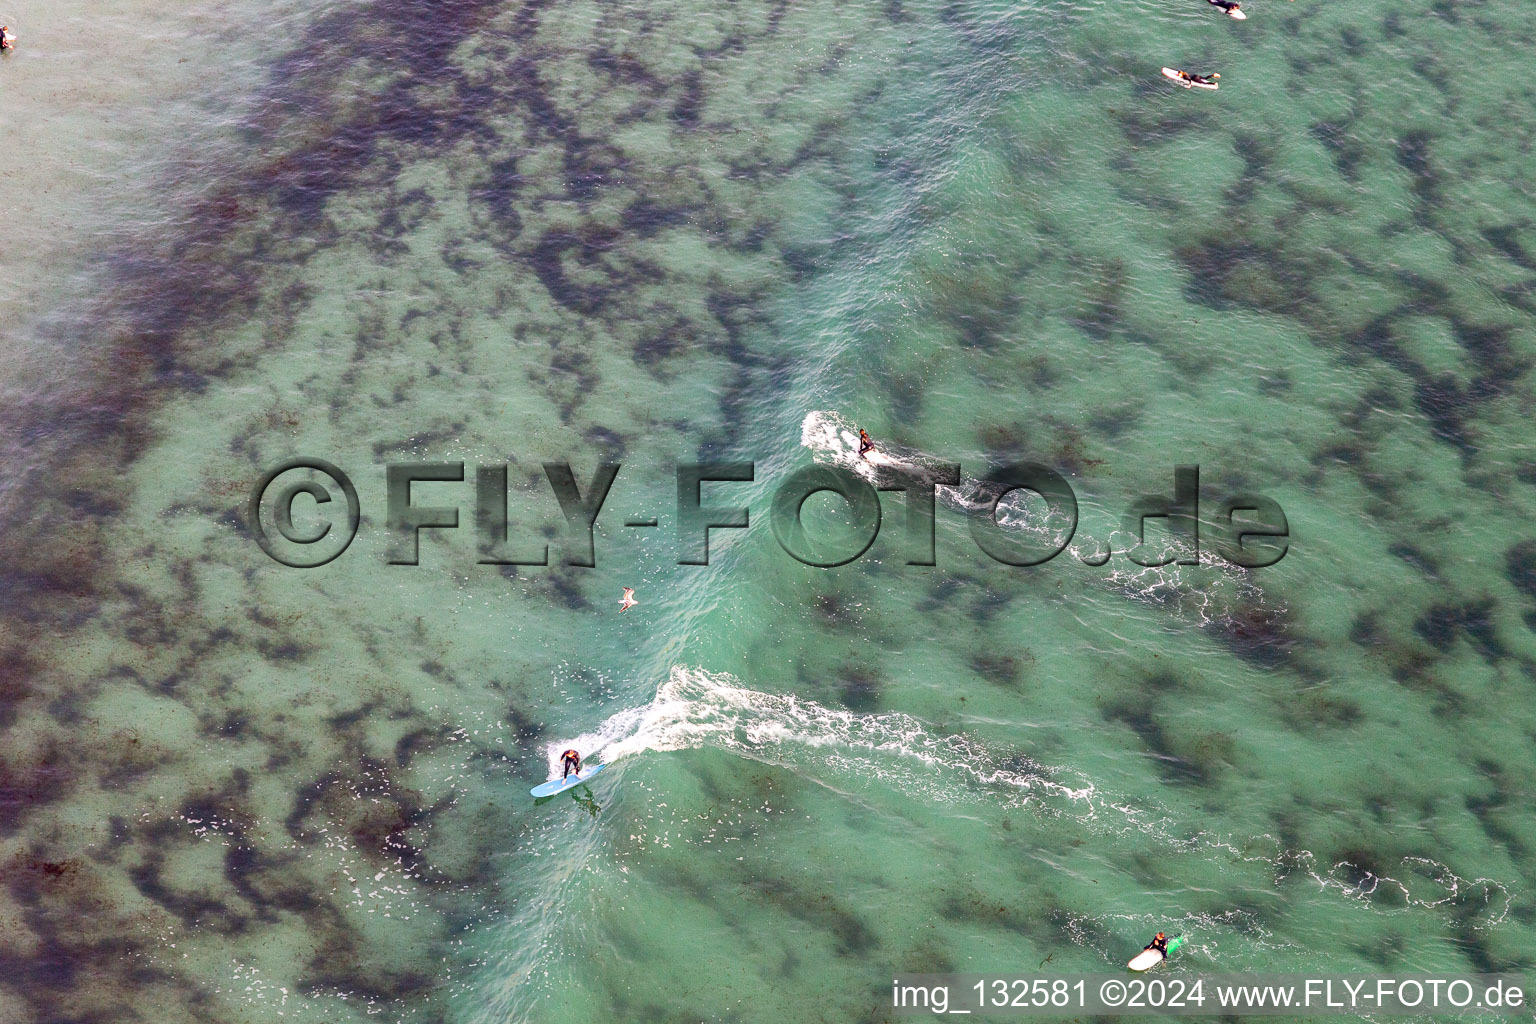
[1,0,1533,1021]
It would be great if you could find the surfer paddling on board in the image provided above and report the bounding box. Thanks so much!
[561,749,582,780]
[1176,70,1219,85]
[1206,0,1244,17]
[858,429,876,460]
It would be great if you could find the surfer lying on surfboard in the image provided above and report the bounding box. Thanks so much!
[1128,932,1184,970]
[1162,67,1220,89]
[1206,0,1245,18]
[858,430,876,460]
[561,748,582,779]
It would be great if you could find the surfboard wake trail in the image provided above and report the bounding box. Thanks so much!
[593,666,1097,810]
[801,410,1270,629]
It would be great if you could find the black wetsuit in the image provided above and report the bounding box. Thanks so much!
[1206,0,1238,10]
[1146,937,1169,956]
[561,750,581,780]
[858,433,875,457]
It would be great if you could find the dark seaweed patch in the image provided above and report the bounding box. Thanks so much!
[839,665,883,711]
[583,425,627,461]
[0,936,78,994]
[1177,239,1314,317]
[1482,225,1536,272]
[622,196,691,238]
[394,726,453,768]
[1114,107,1212,149]
[966,586,1016,625]
[632,322,686,372]
[1100,702,1208,786]
[1395,130,1442,213]
[1413,598,1504,661]
[563,142,630,204]
[1315,439,1365,468]
[1214,602,1293,669]
[1429,0,1460,23]
[1308,118,1370,179]
[505,706,544,745]
[1465,762,1527,859]
[1414,603,1459,651]
[471,156,525,240]
[1067,260,1127,339]
[1087,403,1141,438]
[1349,610,1386,648]
[1388,541,1440,578]
[1287,690,1363,729]
[970,651,1030,687]
[939,887,1029,932]
[548,572,590,611]
[1458,601,1505,661]
[977,423,1028,461]
[128,855,243,932]
[0,741,74,835]
[670,70,704,128]
[257,638,310,663]
[915,575,965,615]
[1345,316,1411,370]
[528,227,621,315]
[0,650,35,730]
[586,47,667,93]
[1413,374,1473,451]
[1453,321,1524,381]
[1510,541,1536,599]
[747,878,878,956]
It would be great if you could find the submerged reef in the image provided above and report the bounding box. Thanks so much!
[0,0,921,1019]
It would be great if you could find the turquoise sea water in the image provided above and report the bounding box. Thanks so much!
[1,0,1534,1021]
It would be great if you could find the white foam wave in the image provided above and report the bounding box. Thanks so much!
[801,410,1267,627]
[560,664,1097,810]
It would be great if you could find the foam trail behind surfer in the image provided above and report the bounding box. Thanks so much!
[800,410,1266,627]
[597,666,1096,810]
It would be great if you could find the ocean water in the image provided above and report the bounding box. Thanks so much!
[1,0,1533,1021]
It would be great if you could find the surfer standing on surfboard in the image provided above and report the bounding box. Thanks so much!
[1,26,16,51]
[858,430,875,460]
[561,749,582,779]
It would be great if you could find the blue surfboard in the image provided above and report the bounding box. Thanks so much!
[530,764,605,797]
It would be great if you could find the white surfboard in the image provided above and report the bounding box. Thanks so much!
[1228,7,1247,18]
[1128,935,1184,971]
[1162,67,1219,90]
